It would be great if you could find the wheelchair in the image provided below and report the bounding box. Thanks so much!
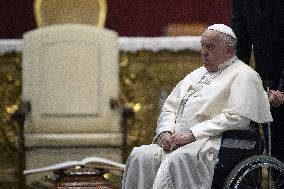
[212,123,284,189]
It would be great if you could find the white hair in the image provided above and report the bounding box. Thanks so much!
[219,32,237,53]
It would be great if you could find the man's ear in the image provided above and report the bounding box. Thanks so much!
[226,45,234,54]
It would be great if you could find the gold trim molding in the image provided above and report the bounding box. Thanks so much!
[34,0,107,27]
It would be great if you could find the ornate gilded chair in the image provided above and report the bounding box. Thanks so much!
[22,23,121,186]
[23,1,120,186]
[34,0,107,27]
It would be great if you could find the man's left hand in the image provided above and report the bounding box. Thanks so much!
[169,131,196,151]
[268,90,284,107]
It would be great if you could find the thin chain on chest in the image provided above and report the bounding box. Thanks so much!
[175,58,237,120]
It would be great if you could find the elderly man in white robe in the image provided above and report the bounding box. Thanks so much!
[122,24,273,189]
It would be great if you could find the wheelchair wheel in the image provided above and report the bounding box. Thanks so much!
[223,155,284,189]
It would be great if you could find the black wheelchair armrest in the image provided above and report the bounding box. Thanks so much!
[219,130,264,156]
[212,129,264,189]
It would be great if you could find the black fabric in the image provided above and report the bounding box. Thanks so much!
[231,0,284,165]
[211,130,263,189]
[277,69,284,91]
[231,0,284,88]
[271,105,284,163]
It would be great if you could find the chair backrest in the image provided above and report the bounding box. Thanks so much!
[34,0,107,27]
[22,24,119,134]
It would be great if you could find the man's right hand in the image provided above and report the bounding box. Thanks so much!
[159,132,173,151]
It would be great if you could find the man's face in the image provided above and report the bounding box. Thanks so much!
[200,30,229,72]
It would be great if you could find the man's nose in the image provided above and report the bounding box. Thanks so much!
[201,48,208,56]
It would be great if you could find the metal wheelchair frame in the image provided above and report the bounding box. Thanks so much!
[213,123,284,189]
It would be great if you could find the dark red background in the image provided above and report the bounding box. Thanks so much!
[0,0,232,38]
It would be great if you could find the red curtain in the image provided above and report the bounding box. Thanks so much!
[0,0,231,38]
[106,0,232,36]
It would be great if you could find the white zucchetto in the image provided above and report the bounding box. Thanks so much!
[207,24,237,39]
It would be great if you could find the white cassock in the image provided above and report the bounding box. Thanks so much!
[122,56,273,189]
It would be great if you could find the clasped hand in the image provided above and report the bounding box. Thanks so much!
[268,90,284,107]
[159,132,195,152]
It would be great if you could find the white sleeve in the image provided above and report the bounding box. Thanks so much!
[155,80,184,137]
[190,113,251,140]
[156,111,176,135]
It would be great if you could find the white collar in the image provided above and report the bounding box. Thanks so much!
[217,55,237,70]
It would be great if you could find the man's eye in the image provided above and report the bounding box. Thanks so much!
[207,44,214,50]
[201,44,214,50]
